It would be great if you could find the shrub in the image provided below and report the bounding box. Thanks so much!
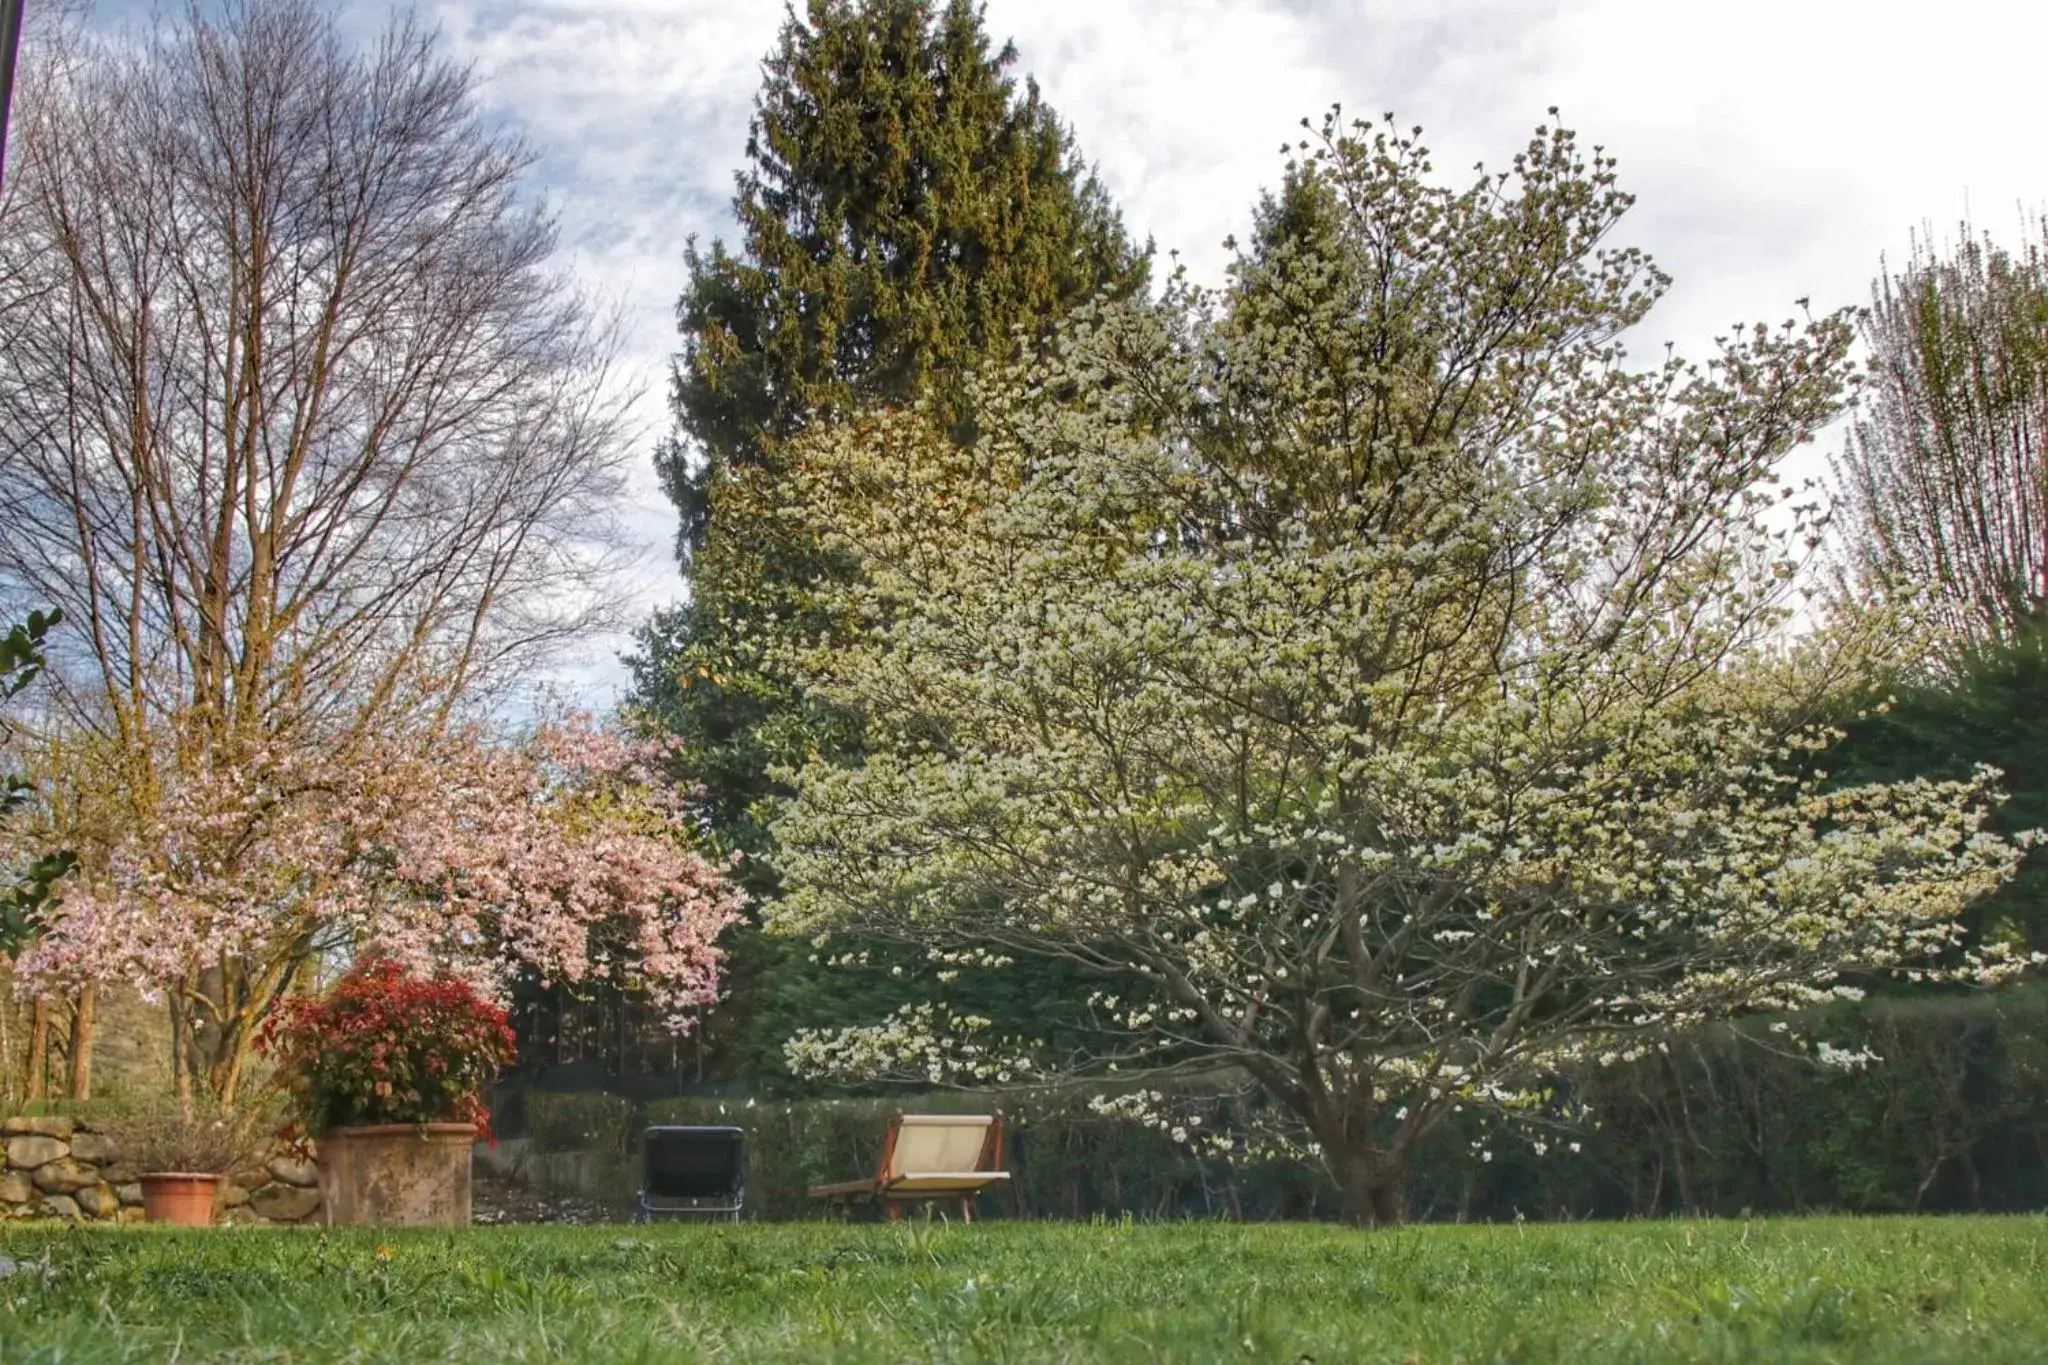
[259,958,515,1140]
[525,1090,636,1155]
[105,1101,270,1175]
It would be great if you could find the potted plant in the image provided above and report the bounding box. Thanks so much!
[110,1104,264,1226]
[257,957,514,1227]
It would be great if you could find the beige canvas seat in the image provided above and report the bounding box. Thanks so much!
[808,1113,1009,1221]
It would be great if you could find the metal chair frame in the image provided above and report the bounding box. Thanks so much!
[636,1125,746,1223]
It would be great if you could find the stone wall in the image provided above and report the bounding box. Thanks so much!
[0,1116,322,1224]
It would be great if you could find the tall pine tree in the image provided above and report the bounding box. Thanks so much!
[656,0,1146,549]
[630,0,1146,1084]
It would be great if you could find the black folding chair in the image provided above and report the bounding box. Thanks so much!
[636,1126,746,1222]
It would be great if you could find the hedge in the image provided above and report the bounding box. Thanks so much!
[508,985,2048,1221]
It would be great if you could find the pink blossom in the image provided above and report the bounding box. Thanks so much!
[16,716,742,1034]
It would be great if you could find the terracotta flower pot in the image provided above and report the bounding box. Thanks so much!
[138,1172,222,1226]
[315,1123,476,1227]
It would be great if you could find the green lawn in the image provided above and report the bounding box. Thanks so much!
[0,1217,2042,1363]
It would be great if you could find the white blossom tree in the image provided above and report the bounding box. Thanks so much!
[761,114,2041,1226]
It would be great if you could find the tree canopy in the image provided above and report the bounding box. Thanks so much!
[761,114,2039,1225]
[654,0,1148,554]
[0,0,717,1103]
[636,0,1147,850]
[628,0,1148,1087]
[15,716,741,1105]
[1833,219,2048,645]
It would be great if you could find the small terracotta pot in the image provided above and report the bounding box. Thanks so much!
[138,1172,222,1226]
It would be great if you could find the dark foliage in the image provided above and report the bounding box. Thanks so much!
[261,958,516,1139]
[1827,621,2048,953]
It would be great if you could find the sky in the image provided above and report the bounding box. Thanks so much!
[384,0,2048,699]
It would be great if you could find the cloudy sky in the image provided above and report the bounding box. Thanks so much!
[406,0,2046,698]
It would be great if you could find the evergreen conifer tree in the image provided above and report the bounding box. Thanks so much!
[639,0,1145,844]
[629,0,1146,1083]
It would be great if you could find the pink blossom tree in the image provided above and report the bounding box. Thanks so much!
[16,716,742,1104]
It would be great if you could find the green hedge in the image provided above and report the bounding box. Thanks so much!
[1524,984,2048,1220]
[522,1090,636,1156]
[513,985,2047,1221]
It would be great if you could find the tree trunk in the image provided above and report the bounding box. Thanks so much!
[210,1026,249,1107]
[204,955,295,1107]
[24,996,51,1102]
[169,994,193,1108]
[67,983,97,1100]
[1327,1139,1409,1227]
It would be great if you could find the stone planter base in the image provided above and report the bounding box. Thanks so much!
[139,1173,221,1226]
[315,1124,475,1227]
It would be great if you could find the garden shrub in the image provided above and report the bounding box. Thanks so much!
[259,958,515,1140]
[525,1090,637,1156]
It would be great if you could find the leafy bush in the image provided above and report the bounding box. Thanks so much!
[259,958,515,1139]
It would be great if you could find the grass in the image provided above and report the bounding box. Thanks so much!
[0,1216,2043,1362]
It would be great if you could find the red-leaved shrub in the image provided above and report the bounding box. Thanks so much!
[258,958,516,1141]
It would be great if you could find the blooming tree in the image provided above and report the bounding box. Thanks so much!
[0,2,686,1104]
[763,114,2042,1225]
[17,717,742,1104]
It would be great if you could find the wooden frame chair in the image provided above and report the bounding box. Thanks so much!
[808,1113,1009,1222]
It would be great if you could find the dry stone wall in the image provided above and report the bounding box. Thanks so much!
[0,1116,321,1224]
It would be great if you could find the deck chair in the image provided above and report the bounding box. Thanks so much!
[636,1126,746,1222]
[808,1113,1009,1222]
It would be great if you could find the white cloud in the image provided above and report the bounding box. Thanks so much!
[981,0,1340,279]
[414,0,2048,703]
[1473,0,2048,356]
[425,0,787,698]
[988,0,1556,280]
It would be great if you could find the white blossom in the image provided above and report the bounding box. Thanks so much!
[751,111,2038,1222]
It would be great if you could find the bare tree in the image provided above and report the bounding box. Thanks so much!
[0,0,633,1095]
[1834,220,2048,646]
[0,0,629,760]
